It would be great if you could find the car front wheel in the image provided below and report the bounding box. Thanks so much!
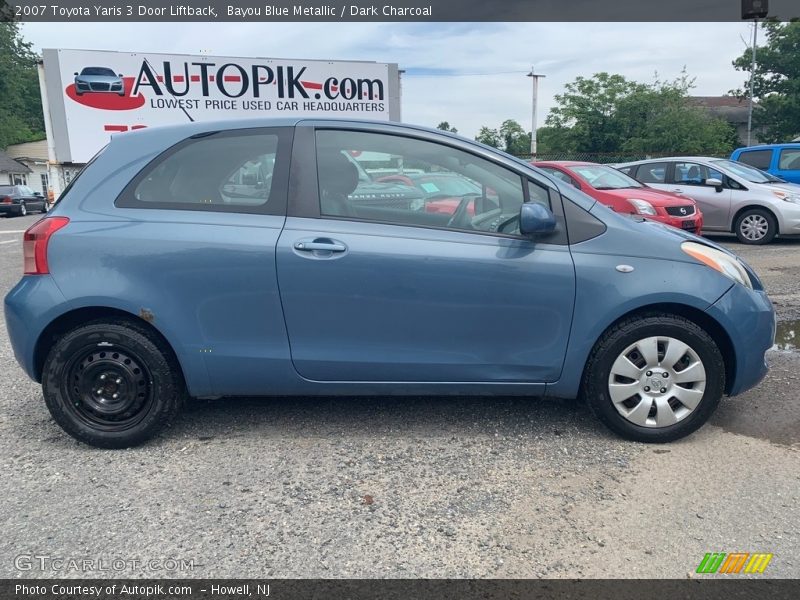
[582,313,725,443]
[42,319,186,448]
[735,208,777,245]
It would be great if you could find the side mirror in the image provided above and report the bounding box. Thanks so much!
[33,192,43,198]
[520,203,557,236]
[74,72,79,76]
[118,74,124,78]
[706,177,723,192]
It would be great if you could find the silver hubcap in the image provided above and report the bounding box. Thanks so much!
[740,214,768,241]
[608,336,706,428]
[20,204,26,215]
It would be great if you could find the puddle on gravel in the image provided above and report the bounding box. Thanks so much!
[772,319,798,352]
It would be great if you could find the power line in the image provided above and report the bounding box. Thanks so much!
[404,70,527,78]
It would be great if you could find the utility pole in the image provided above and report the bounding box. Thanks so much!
[741,0,769,145]
[527,67,545,160]
[746,20,757,146]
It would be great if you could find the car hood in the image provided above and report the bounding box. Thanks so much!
[765,182,800,194]
[597,187,695,207]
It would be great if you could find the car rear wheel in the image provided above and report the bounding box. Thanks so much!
[17,202,27,217]
[735,208,777,245]
[42,319,186,448]
[582,313,725,443]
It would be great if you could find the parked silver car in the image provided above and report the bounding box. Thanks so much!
[616,157,800,244]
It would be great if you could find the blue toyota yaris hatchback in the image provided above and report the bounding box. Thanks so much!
[4,119,775,448]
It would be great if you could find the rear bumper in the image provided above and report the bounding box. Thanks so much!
[0,204,21,215]
[705,283,775,396]
[4,275,67,382]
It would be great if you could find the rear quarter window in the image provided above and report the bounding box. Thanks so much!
[116,128,291,215]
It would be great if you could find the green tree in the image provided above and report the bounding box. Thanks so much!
[545,72,646,153]
[0,22,45,149]
[733,21,800,143]
[475,126,501,148]
[499,119,531,156]
[436,121,458,134]
[544,71,736,156]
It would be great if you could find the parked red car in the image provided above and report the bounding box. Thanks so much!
[375,172,487,215]
[534,161,703,235]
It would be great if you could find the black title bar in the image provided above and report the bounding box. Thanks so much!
[2,579,800,600]
[2,0,800,22]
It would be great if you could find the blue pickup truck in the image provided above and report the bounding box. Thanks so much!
[730,143,800,184]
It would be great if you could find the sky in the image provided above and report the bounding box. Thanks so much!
[20,21,756,138]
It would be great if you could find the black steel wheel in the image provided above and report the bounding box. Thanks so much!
[43,319,186,448]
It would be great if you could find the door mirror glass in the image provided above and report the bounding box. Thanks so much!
[519,203,556,236]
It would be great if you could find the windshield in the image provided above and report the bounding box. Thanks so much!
[570,164,643,189]
[80,67,116,77]
[711,159,772,183]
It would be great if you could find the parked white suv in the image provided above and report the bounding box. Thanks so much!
[616,157,800,244]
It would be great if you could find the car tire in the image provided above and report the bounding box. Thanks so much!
[42,319,186,448]
[735,208,777,245]
[582,313,725,443]
[17,202,27,217]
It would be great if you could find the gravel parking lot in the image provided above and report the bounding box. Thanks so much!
[0,214,797,579]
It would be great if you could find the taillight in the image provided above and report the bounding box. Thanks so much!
[23,217,69,275]
[1,196,12,204]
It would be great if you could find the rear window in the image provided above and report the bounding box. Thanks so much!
[737,149,772,170]
[117,128,291,215]
[0,186,16,195]
[636,163,667,183]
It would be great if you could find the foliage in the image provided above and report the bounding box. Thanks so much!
[474,120,531,155]
[0,22,45,149]
[475,126,501,148]
[436,121,458,134]
[542,71,737,156]
[733,21,800,143]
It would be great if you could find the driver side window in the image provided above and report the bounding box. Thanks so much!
[315,129,527,235]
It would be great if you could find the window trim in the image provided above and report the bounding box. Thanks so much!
[115,127,293,215]
[292,125,566,243]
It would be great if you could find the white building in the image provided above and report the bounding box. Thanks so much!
[5,139,78,198]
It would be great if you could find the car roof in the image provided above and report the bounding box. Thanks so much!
[533,161,600,167]
[616,157,726,166]
[734,143,800,151]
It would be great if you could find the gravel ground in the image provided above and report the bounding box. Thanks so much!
[0,215,797,579]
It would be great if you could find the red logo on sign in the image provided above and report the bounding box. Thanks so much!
[66,77,145,110]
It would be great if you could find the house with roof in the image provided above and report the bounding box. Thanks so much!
[4,140,51,195]
[0,149,33,189]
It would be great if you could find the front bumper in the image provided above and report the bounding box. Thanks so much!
[705,283,775,396]
[654,212,704,235]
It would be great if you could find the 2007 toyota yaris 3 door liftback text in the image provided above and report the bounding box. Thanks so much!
[4,119,775,448]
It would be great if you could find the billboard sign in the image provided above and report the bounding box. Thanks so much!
[41,49,401,163]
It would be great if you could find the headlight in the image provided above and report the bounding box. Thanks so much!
[681,241,753,289]
[629,199,657,215]
[772,190,800,204]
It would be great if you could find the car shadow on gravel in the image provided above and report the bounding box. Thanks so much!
[168,395,609,443]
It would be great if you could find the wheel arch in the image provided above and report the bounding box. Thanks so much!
[580,302,736,395]
[731,204,779,235]
[33,306,187,387]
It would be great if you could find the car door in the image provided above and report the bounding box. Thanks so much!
[666,161,732,230]
[276,123,576,384]
[775,148,800,184]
